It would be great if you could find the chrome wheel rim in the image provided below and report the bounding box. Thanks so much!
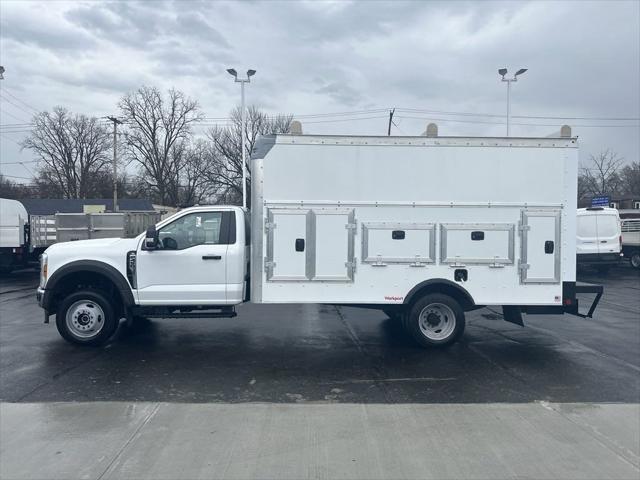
[418,303,456,340]
[65,300,105,339]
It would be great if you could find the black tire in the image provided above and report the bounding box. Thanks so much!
[630,252,640,270]
[56,290,119,346]
[404,293,465,348]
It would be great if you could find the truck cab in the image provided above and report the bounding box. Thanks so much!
[37,206,248,345]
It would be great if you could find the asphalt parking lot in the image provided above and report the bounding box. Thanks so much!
[1,266,639,479]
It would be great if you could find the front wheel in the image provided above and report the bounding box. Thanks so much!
[404,293,465,348]
[56,290,119,346]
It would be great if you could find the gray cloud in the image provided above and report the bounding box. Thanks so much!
[0,0,638,182]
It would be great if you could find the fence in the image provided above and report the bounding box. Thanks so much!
[30,211,161,246]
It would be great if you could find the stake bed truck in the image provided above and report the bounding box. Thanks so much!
[36,132,603,347]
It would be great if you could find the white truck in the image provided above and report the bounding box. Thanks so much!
[0,198,29,273]
[36,131,603,347]
[620,216,640,269]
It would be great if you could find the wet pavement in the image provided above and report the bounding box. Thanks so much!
[0,266,638,404]
[1,266,639,479]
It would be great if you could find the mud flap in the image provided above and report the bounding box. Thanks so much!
[502,306,524,327]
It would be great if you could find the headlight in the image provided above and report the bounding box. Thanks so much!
[39,253,48,288]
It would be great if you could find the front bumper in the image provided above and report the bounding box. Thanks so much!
[36,288,52,323]
[577,252,623,266]
[36,287,45,306]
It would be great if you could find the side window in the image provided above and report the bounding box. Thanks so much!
[158,212,222,250]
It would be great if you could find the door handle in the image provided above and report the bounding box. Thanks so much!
[544,241,554,254]
[202,255,222,260]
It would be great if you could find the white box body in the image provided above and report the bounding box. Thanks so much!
[250,135,578,307]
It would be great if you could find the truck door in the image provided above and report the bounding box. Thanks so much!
[265,208,356,282]
[265,209,309,281]
[577,214,599,257]
[595,213,621,255]
[135,210,234,305]
[520,210,561,284]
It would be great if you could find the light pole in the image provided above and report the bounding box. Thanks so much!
[227,68,256,208]
[498,68,527,136]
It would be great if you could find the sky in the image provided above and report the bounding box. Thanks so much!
[1,0,639,183]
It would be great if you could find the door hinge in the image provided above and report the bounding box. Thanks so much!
[518,260,530,271]
[345,259,357,273]
[264,220,276,230]
[489,256,505,268]
[345,221,357,231]
[264,259,276,269]
[410,255,427,267]
[518,221,531,234]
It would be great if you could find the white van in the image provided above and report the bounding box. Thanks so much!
[0,198,29,273]
[576,207,622,272]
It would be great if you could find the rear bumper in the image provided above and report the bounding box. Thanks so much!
[576,252,622,266]
[521,281,603,319]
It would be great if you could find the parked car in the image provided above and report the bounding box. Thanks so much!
[576,207,622,273]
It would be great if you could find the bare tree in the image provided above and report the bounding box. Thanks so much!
[119,86,204,206]
[580,149,624,197]
[21,107,113,199]
[0,175,36,199]
[619,161,640,196]
[205,106,292,205]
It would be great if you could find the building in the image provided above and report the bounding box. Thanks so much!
[19,198,155,216]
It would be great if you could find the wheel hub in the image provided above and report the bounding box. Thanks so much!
[66,301,105,339]
[426,312,441,327]
[418,303,456,341]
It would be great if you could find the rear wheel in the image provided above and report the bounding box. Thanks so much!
[630,251,640,269]
[56,290,118,346]
[404,293,465,348]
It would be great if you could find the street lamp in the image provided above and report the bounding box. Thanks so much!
[227,68,256,208]
[498,67,527,136]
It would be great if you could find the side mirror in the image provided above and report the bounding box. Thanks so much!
[144,225,159,250]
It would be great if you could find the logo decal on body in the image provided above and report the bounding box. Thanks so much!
[384,295,404,302]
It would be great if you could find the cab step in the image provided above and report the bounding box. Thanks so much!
[133,306,237,319]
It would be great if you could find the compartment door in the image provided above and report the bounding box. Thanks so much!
[520,210,561,284]
[266,209,309,281]
[310,209,356,282]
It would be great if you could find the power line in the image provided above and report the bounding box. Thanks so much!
[0,92,36,117]
[394,115,640,128]
[0,159,39,165]
[394,107,640,122]
[0,88,39,113]
[0,109,31,124]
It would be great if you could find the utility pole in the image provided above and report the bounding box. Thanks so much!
[106,116,122,212]
[387,108,395,136]
[498,68,527,136]
[227,68,256,208]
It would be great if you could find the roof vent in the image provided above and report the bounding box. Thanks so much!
[423,123,438,137]
[290,120,303,135]
[546,124,572,138]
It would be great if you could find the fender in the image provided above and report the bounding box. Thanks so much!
[404,279,475,308]
[42,260,135,312]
